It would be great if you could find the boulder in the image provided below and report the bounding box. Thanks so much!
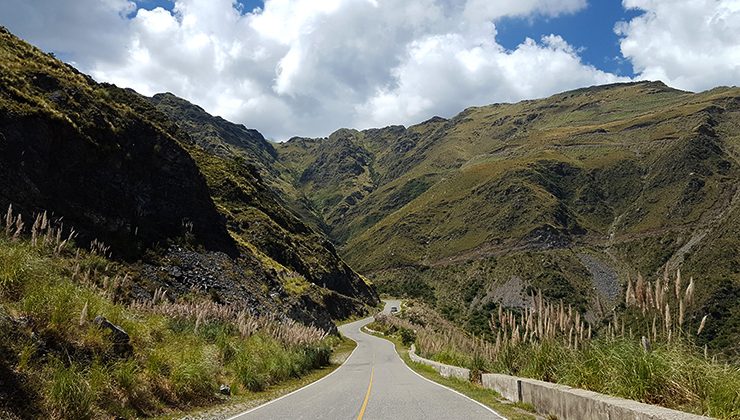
[93,316,132,356]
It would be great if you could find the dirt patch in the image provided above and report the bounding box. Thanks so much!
[488,276,529,308]
[577,253,620,302]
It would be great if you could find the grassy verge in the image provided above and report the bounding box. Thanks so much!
[152,337,357,419]
[363,323,536,420]
[0,214,348,419]
[375,301,740,419]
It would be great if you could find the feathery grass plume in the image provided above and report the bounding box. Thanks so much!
[645,281,654,311]
[635,273,645,309]
[90,239,111,257]
[641,336,651,352]
[679,299,685,329]
[79,301,88,326]
[31,213,41,246]
[675,268,682,301]
[194,310,203,334]
[54,229,76,256]
[12,213,24,241]
[685,277,695,305]
[665,304,672,334]
[697,315,708,335]
[4,204,13,236]
[625,276,635,306]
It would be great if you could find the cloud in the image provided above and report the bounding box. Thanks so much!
[0,0,135,63]
[616,0,740,91]
[356,32,624,128]
[2,0,626,139]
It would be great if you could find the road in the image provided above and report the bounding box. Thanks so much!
[230,300,504,420]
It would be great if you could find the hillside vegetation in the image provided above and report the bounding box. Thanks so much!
[0,26,378,418]
[0,27,377,326]
[0,214,337,419]
[277,82,740,354]
[372,296,740,419]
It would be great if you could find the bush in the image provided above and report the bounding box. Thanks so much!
[398,327,416,347]
[230,334,331,392]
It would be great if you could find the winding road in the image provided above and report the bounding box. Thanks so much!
[230,301,503,419]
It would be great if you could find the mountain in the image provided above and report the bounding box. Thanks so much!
[277,82,740,353]
[146,92,377,307]
[0,27,378,330]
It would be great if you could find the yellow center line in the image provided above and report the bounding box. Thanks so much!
[357,357,375,420]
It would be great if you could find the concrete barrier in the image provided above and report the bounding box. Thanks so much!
[481,373,520,402]
[479,373,711,420]
[408,345,470,381]
[406,345,712,419]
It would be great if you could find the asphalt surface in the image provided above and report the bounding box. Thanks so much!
[230,300,504,420]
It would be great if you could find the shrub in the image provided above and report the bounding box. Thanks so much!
[399,327,416,347]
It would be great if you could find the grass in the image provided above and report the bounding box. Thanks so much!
[373,299,740,419]
[0,211,345,419]
[151,335,357,420]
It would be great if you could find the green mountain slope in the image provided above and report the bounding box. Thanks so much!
[0,27,378,330]
[147,93,377,306]
[277,82,740,353]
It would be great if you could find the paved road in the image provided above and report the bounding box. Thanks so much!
[231,301,503,420]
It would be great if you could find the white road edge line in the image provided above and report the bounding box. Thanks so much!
[362,326,507,420]
[225,320,365,420]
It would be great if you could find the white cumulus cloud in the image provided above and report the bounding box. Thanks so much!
[4,0,735,139]
[617,0,740,91]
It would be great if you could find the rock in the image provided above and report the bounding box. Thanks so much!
[219,384,231,396]
[93,316,133,356]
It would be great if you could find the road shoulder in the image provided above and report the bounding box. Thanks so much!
[361,325,538,420]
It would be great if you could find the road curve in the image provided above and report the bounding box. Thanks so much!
[230,301,504,420]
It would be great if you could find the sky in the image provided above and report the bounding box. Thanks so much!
[1,0,739,140]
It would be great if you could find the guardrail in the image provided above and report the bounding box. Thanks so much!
[407,346,712,420]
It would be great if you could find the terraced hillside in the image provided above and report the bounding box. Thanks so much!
[277,82,740,352]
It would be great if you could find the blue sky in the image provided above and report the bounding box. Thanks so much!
[134,0,265,14]
[496,2,644,77]
[1,0,737,139]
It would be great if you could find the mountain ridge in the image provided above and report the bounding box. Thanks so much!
[275,81,740,353]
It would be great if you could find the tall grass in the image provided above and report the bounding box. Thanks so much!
[0,204,337,419]
[375,285,740,418]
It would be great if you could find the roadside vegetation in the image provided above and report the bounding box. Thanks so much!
[372,281,740,419]
[0,206,340,419]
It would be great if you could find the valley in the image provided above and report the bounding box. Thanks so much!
[0,23,738,419]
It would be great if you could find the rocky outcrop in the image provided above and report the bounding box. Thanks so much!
[0,29,236,259]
